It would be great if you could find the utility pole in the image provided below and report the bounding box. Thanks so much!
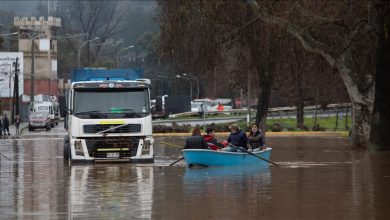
[31,34,35,103]
[12,57,19,123]
[247,73,251,124]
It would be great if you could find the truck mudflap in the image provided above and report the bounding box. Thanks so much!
[69,136,154,162]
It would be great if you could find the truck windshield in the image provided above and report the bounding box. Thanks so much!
[73,88,150,119]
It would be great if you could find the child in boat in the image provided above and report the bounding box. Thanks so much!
[184,125,209,149]
[203,127,224,150]
[221,124,248,152]
[248,123,265,152]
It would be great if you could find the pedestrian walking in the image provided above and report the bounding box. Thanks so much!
[3,114,10,136]
[15,114,21,135]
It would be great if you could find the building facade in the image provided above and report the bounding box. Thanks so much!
[14,16,61,98]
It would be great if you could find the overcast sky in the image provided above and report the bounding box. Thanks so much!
[0,1,41,15]
[0,0,155,16]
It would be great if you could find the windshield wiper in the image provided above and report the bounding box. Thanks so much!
[123,112,142,118]
[74,110,106,118]
[109,108,142,118]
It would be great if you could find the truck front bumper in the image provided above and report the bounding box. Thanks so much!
[69,136,154,163]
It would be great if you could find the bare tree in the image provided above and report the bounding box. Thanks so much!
[59,0,123,66]
[245,0,387,150]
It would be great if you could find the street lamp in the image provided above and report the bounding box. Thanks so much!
[180,73,200,99]
[77,37,100,68]
[116,45,134,68]
[0,32,18,37]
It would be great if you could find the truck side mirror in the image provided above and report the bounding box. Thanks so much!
[58,95,67,117]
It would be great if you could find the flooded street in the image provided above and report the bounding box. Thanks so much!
[1,125,390,219]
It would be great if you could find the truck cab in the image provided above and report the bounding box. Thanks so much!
[63,68,154,163]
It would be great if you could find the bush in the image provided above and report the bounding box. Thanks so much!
[153,124,191,133]
[205,123,232,132]
[287,127,295,131]
[271,123,283,132]
[312,123,326,131]
[296,124,309,131]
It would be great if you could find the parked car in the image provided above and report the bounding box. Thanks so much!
[29,112,51,131]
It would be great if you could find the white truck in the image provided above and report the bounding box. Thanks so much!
[62,68,154,163]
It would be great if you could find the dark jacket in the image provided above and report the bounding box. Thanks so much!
[203,135,224,150]
[227,130,248,149]
[248,131,265,149]
[15,117,21,126]
[184,135,209,149]
[3,116,9,127]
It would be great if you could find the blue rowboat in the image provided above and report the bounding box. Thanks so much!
[182,148,272,166]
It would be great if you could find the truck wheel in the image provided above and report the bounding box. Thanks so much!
[63,143,71,160]
[46,125,51,131]
[51,123,54,128]
[28,125,33,131]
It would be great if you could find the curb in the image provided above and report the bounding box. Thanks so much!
[154,131,349,138]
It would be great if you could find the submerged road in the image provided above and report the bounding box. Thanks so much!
[1,122,390,219]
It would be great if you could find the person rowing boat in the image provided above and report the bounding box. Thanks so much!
[203,127,224,150]
[221,124,248,152]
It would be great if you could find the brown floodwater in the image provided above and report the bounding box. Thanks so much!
[1,134,390,220]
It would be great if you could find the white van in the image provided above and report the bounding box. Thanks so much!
[32,101,58,127]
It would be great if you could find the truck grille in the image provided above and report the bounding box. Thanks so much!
[85,137,140,158]
[83,124,141,134]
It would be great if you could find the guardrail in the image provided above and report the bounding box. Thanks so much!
[167,103,352,119]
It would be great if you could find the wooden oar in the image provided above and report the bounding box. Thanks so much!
[169,157,184,166]
[228,143,280,166]
[160,141,185,166]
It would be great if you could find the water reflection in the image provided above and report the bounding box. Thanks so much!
[69,164,154,219]
[1,136,390,219]
[183,165,271,198]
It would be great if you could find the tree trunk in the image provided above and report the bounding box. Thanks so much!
[350,102,373,150]
[296,101,304,129]
[295,71,304,129]
[369,3,390,150]
[335,49,375,149]
[255,68,273,133]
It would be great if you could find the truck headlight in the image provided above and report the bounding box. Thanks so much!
[74,140,84,156]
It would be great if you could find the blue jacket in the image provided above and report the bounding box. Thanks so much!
[227,130,248,149]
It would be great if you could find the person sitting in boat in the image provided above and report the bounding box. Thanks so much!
[203,127,224,150]
[221,124,248,152]
[184,125,209,149]
[248,123,265,152]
